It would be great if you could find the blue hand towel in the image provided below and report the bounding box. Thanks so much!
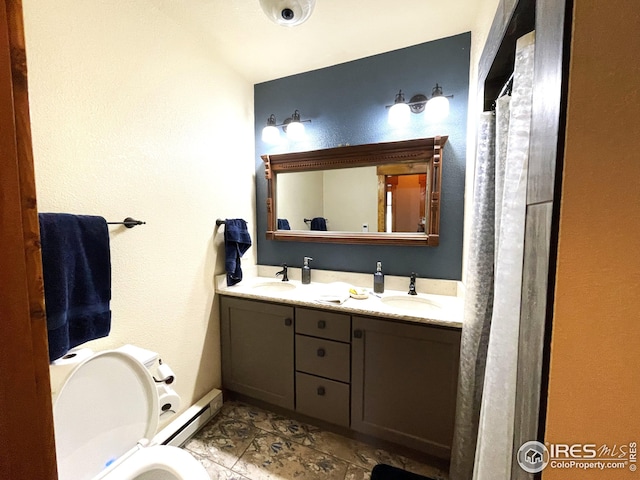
[277,218,291,230]
[224,219,252,286]
[39,213,112,362]
[310,217,327,231]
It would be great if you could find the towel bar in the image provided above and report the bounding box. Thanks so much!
[216,219,251,226]
[107,217,146,228]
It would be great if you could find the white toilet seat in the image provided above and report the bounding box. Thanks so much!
[52,350,210,480]
[101,445,209,480]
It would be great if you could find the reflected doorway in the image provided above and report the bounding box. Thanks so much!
[377,163,427,233]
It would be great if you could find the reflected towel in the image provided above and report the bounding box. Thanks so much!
[39,213,112,362]
[310,217,327,231]
[224,218,252,286]
[277,218,291,230]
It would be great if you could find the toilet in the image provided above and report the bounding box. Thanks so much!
[51,349,210,480]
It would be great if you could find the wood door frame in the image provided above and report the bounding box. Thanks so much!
[376,163,428,232]
[0,0,58,478]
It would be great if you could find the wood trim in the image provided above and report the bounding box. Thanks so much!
[262,136,447,246]
[0,0,58,478]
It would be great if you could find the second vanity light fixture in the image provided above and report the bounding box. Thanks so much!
[261,110,311,144]
[387,83,453,127]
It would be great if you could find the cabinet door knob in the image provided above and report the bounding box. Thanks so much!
[353,329,363,339]
[317,386,325,396]
[317,348,325,357]
[284,317,292,326]
[317,320,326,329]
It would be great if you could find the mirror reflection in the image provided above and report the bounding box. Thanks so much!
[276,166,427,233]
[262,136,447,246]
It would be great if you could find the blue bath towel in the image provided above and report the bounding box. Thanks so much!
[310,217,327,231]
[224,219,252,286]
[39,213,112,362]
[277,218,291,230]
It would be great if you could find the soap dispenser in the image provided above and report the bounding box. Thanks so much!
[302,257,313,284]
[373,261,384,293]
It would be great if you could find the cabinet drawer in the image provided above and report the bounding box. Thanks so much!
[296,335,350,383]
[296,372,350,427]
[296,308,351,342]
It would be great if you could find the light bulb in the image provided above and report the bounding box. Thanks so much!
[388,102,410,127]
[286,121,305,141]
[262,125,280,144]
[425,95,450,121]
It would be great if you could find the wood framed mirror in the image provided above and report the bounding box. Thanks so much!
[262,135,447,246]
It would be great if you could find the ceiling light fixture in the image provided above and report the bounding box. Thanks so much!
[258,0,316,27]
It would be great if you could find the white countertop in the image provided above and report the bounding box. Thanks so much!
[215,271,463,329]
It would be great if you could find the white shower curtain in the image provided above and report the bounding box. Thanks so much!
[451,31,536,480]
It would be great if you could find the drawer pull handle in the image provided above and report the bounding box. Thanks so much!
[353,329,363,339]
[317,320,326,329]
[317,386,326,396]
[284,318,292,326]
[317,348,325,357]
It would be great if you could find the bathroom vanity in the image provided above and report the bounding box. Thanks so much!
[218,274,462,460]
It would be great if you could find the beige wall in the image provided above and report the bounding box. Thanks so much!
[277,171,324,230]
[23,0,255,424]
[323,167,378,232]
[544,1,640,478]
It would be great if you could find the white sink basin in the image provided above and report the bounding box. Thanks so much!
[251,281,297,293]
[381,295,441,311]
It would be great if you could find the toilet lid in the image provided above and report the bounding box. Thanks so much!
[53,351,159,480]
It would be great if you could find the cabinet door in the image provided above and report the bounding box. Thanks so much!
[220,296,295,409]
[351,316,460,459]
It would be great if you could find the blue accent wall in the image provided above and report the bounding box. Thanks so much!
[254,32,470,280]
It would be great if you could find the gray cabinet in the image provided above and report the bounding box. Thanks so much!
[295,307,351,427]
[351,316,461,459]
[220,296,295,409]
[219,296,460,460]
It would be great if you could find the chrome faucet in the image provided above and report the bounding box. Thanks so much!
[408,272,417,295]
[275,264,289,282]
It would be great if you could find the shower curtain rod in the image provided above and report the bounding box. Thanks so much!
[496,72,515,100]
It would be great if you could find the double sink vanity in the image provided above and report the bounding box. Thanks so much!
[216,267,463,460]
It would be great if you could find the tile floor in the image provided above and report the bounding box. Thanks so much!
[183,400,449,480]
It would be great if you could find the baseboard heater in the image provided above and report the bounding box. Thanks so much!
[154,388,223,447]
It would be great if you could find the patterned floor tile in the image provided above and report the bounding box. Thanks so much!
[187,450,251,480]
[233,431,349,480]
[222,401,322,446]
[344,463,371,480]
[187,401,449,480]
[184,415,258,469]
[301,429,407,471]
[399,456,448,480]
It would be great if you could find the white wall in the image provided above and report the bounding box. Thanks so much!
[23,0,255,424]
[277,171,324,230]
[323,167,378,232]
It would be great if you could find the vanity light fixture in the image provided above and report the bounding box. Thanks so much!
[387,90,411,127]
[386,84,453,125]
[261,114,281,144]
[261,110,311,144]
